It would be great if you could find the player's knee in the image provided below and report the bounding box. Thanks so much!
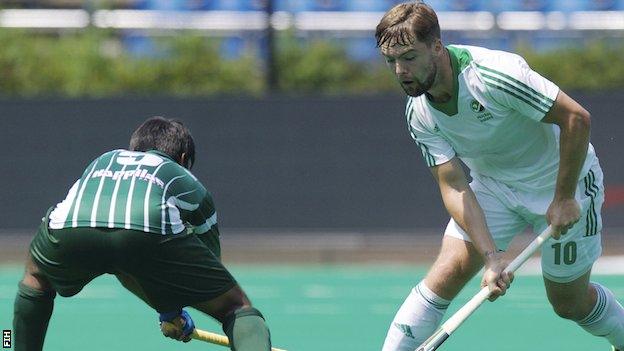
[221,306,266,337]
[550,300,585,320]
[217,298,253,324]
[425,263,473,300]
[16,281,56,301]
[196,285,252,323]
[21,260,54,294]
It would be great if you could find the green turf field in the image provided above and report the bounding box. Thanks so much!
[1,264,621,351]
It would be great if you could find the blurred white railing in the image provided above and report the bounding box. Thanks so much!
[0,9,623,31]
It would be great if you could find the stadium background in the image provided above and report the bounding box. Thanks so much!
[0,1,623,350]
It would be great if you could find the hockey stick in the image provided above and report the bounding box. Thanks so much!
[160,323,288,351]
[192,328,288,351]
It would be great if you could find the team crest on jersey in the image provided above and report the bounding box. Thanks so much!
[470,99,485,113]
[470,99,493,122]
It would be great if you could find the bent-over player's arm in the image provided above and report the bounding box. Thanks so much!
[430,158,497,258]
[167,166,222,257]
[431,158,511,298]
[542,90,591,198]
[541,90,591,234]
[477,53,588,236]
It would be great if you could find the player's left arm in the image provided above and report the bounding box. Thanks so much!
[541,90,591,238]
[170,170,222,257]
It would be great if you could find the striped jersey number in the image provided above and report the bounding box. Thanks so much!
[116,151,164,167]
[552,241,577,265]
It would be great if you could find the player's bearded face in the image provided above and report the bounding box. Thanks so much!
[400,60,436,97]
[381,43,438,97]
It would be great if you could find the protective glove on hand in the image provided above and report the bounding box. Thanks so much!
[159,309,196,342]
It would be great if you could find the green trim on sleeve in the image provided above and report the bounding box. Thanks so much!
[480,72,553,111]
[417,141,436,167]
[483,81,550,114]
[475,63,554,105]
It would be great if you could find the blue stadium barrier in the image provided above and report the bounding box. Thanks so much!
[424,0,488,11]
[551,0,623,11]
[448,0,488,11]
[200,0,267,11]
[493,0,624,11]
[125,0,624,60]
[274,0,347,12]
[423,0,453,11]
[490,0,554,12]
[133,0,200,10]
[552,0,617,12]
[344,0,395,12]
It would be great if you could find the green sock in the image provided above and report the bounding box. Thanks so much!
[13,282,56,351]
[223,307,271,351]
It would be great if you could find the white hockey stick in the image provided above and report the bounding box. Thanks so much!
[416,225,556,351]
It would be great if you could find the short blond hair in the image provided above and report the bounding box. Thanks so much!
[375,1,441,48]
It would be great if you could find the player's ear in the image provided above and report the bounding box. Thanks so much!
[432,39,443,54]
[179,153,189,169]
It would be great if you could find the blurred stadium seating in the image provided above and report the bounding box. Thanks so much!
[1,0,623,60]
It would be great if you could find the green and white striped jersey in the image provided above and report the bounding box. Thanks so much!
[48,149,218,235]
[407,45,596,192]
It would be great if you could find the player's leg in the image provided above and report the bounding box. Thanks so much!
[192,286,272,351]
[121,231,271,351]
[544,271,624,349]
[116,231,221,309]
[381,235,484,351]
[13,254,56,351]
[540,164,623,349]
[382,176,526,351]
[14,223,106,351]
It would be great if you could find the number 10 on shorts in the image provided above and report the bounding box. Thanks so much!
[552,241,577,265]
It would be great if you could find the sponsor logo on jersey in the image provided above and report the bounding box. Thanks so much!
[91,168,165,188]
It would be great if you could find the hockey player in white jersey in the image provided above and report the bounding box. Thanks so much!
[376,2,624,351]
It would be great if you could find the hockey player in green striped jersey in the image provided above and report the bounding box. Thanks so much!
[13,117,272,351]
[376,2,624,351]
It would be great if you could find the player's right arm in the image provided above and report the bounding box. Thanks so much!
[430,158,512,300]
[406,98,512,300]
